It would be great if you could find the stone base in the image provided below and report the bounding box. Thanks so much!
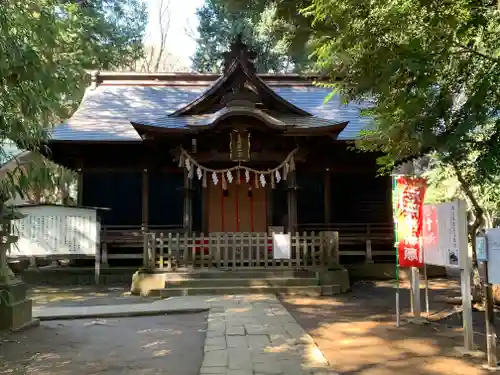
[316,268,350,293]
[0,279,37,331]
[130,270,166,296]
[345,263,447,280]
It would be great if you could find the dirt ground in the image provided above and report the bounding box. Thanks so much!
[282,279,498,375]
[0,313,207,375]
[8,278,500,375]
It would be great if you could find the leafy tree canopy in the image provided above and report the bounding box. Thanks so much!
[192,0,312,73]
[0,0,147,279]
[220,0,500,229]
[0,0,147,201]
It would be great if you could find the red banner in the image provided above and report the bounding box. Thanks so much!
[395,176,427,267]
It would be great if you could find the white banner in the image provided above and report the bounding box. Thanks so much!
[422,200,467,268]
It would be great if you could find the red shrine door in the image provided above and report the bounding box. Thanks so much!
[207,180,268,233]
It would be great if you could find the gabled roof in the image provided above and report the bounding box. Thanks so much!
[50,75,373,142]
[49,37,374,143]
[169,58,310,117]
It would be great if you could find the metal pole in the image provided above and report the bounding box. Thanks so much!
[411,267,421,317]
[482,261,497,368]
[424,263,430,313]
[393,175,401,327]
[477,230,497,368]
[396,285,401,327]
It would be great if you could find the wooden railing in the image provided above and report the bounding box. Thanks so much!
[100,225,183,265]
[144,231,339,270]
[299,222,394,263]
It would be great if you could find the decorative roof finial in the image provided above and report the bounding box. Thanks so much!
[222,34,257,73]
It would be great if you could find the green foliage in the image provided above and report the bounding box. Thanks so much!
[425,153,500,228]
[0,0,147,278]
[192,0,312,73]
[0,0,147,201]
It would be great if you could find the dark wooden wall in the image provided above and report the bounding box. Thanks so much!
[82,170,202,229]
[82,169,391,229]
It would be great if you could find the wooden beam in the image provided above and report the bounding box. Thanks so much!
[83,167,181,173]
[174,149,307,164]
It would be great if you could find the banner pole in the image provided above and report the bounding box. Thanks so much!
[424,263,430,313]
[393,175,401,327]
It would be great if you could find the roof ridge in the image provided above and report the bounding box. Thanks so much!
[86,70,323,87]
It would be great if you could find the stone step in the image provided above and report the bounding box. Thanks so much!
[165,277,319,288]
[160,269,316,280]
[148,284,341,297]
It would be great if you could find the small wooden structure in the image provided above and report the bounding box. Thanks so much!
[41,37,394,272]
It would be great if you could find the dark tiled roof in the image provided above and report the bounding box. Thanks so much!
[50,85,373,142]
[132,106,344,130]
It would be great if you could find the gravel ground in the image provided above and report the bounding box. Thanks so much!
[0,312,208,375]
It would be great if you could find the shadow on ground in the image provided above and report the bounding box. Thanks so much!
[282,279,495,375]
[0,312,208,375]
[27,285,156,307]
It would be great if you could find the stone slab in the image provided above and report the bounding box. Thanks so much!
[226,325,245,336]
[198,294,333,375]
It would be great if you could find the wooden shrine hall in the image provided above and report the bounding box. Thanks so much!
[43,37,394,272]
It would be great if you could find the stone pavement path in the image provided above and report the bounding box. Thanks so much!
[31,293,336,375]
[199,295,336,375]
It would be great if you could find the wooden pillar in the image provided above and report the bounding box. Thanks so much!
[77,169,83,206]
[183,169,193,234]
[142,168,149,268]
[324,168,331,228]
[287,171,298,233]
[202,185,209,234]
[267,186,273,231]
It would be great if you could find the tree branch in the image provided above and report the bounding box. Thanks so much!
[452,42,499,63]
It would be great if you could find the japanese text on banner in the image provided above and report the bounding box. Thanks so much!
[395,176,427,267]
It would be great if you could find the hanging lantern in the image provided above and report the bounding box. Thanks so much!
[229,129,251,162]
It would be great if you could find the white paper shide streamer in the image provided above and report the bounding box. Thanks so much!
[179,147,298,187]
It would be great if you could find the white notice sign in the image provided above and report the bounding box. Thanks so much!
[487,228,500,284]
[272,233,291,259]
[422,200,467,268]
